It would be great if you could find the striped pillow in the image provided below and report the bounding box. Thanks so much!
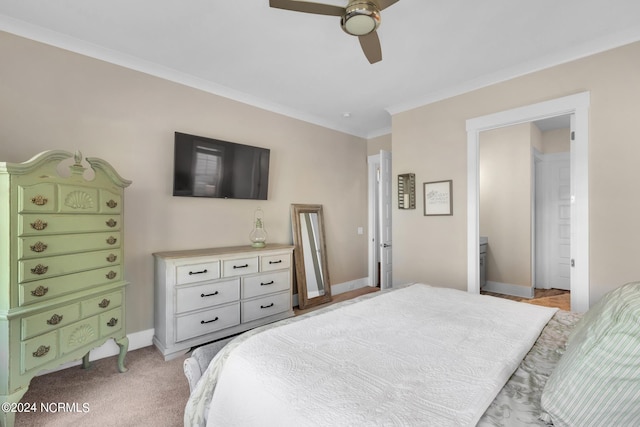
[540,281,640,426]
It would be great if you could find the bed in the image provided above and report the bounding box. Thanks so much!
[184,282,640,427]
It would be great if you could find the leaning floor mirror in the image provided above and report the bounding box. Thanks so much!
[291,204,332,310]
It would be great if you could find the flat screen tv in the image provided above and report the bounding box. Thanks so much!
[173,132,270,200]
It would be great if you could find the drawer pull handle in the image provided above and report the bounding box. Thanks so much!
[106,253,118,263]
[106,236,117,245]
[31,195,48,206]
[201,317,219,324]
[47,314,63,325]
[269,260,282,264]
[260,303,275,309]
[106,271,117,280]
[32,345,50,358]
[98,298,111,308]
[261,281,275,286]
[30,264,49,275]
[30,241,48,253]
[106,199,118,209]
[106,318,118,327]
[31,286,49,297]
[188,269,208,275]
[106,218,118,228]
[30,219,48,230]
[201,291,219,298]
[233,264,249,269]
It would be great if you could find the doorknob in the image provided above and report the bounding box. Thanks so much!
[382,243,391,248]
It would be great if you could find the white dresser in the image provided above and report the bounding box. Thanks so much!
[153,244,294,360]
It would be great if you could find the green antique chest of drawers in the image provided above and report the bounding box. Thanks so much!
[0,151,131,427]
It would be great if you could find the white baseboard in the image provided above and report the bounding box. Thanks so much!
[37,328,155,375]
[482,281,534,298]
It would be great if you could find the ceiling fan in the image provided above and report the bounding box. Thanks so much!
[269,0,400,64]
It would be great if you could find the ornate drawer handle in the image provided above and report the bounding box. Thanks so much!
[106,253,118,263]
[200,317,219,324]
[47,314,63,325]
[201,291,219,298]
[30,264,49,275]
[30,219,48,231]
[233,264,249,269]
[106,318,118,327]
[31,286,49,297]
[30,241,48,253]
[269,260,283,264]
[106,271,117,280]
[32,345,50,358]
[106,236,117,245]
[98,298,110,308]
[260,303,275,309]
[106,218,117,228]
[106,200,118,209]
[31,195,48,206]
[261,281,275,286]
[188,269,208,275]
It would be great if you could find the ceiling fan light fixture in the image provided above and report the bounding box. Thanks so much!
[341,1,380,36]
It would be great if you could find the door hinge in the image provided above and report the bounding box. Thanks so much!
[571,259,575,267]
[571,131,575,141]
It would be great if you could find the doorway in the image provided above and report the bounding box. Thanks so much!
[368,150,393,289]
[467,92,590,312]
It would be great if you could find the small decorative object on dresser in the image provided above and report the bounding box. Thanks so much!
[152,244,294,361]
[0,150,131,427]
[248,207,268,248]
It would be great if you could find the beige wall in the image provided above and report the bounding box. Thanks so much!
[0,32,369,333]
[541,128,570,153]
[367,133,392,156]
[479,123,532,288]
[393,41,640,305]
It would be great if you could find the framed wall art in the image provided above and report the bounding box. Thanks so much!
[424,180,453,216]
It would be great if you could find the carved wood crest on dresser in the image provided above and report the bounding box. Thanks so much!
[0,150,131,427]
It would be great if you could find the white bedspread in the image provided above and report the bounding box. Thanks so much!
[205,284,557,427]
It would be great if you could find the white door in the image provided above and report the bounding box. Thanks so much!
[379,150,393,289]
[549,153,571,290]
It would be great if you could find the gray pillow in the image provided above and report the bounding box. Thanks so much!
[540,281,640,426]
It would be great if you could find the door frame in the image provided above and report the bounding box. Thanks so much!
[466,92,590,312]
[368,150,393,289]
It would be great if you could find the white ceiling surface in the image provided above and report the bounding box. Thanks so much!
[2,1,640,138]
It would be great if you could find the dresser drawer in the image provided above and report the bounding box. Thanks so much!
[20,265,123,306]
[222,256,259,277]
[261,253,291,272]
[18,183,57,213]
[241,291,290,323]
[100,307,124,338]
[19,231,122,259]
[21,330,58,373]
[19,214,122,236]
[176,279,239,314]
[176,261,221,285]
[176,303,240,342]
[242,271,290,299]
[59,316,100,356]
[100,189,123,213]
[18,248,122,283]
[21,302,81,340]
[82,290,123,317]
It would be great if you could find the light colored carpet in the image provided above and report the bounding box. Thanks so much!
[15,346,189,427]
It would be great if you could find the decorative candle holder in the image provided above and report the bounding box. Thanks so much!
[249,208,268,248]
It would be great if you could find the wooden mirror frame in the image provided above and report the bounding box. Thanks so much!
[290,204,332,310]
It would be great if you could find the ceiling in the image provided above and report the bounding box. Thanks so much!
[1,1,640,138]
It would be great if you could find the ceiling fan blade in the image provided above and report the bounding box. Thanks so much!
[359,31,382,64]
[377,0,400,11]
[269,0,345,16]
